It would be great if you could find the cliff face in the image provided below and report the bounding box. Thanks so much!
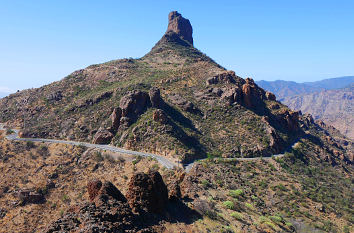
[283,84,354,139]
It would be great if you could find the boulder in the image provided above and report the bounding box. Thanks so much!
[87,179,127,207]
[92,129,114,144]
[126,171,168,214]
[18,190,45,205]
[265,91,276,101]
[167,11,193,45]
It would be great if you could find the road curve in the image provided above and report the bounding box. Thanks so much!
[1,123,300,172]
[0,123,177,169]
[184,140,301,172]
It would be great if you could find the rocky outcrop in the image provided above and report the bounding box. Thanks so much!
[45,172,170,232]
[167,11,193,45]
[241,78,264,108]
[221,87,242,106]
[126,171,168,214]
[92,128,114,144]
[276,109,300,132]
[93,88,164,144]
[169,94,198,113]
[18,190,45,205]
[153,109,168,124]
[88,180,127,206]
[149,87,162,108]
[119,90,151,123]
[206,71,237,85]
[265,91,276,101]
[87,179,102,202]
[47,91,63,101]
[45,183,137,233]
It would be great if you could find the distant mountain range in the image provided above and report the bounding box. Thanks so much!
[256,76,354,100]
[257,77,354,139]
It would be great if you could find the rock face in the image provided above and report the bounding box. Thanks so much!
[92,88,163,144]
[87,179,102,202]
[126,171,168,214]
[241,78,263,108]
[167,11,193,45]
[149,87,162,108]
[119,90,151,123]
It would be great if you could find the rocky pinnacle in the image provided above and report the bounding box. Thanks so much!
[166,11,193,45]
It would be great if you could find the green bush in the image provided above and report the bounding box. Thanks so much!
[269,215,283,223]
[259,216,269,223]
[223,201,235,210]
[201,179,210,188]
[230,211,243,221]
[229,189,243,198]
[245,202,255,210]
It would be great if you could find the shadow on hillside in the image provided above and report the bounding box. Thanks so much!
[162,101,198,133]
[138,199,201,229]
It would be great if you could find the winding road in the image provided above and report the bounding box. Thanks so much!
[0,123,300,172]
[0,123,177,169]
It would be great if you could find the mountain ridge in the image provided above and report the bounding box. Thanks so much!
[0,11,353,233]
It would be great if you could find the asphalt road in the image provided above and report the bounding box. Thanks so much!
[0,123,299,172]
[0,123,177,169]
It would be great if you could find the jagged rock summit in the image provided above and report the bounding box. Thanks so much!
[166,11,193,45]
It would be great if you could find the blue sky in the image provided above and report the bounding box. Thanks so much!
[0,0,353,94]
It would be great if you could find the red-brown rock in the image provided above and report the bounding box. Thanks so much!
[167,11,193,45]
[92,128,114,144]
[265,91,276,101]
[149,87,162,108]
[126,171,168,214]
[87,179,102,202]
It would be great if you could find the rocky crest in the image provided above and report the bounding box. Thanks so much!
[167,11,193,45]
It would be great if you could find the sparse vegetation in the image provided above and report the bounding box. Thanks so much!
[223,201,235,210]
